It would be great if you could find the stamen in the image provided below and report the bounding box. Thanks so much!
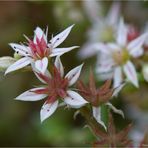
[23,34,31,42]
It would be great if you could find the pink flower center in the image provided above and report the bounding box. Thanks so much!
[28,36,50,60]
[34,67,69,104]
[47,67,69,100]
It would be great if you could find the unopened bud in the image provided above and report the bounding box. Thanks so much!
[14,52,21,60]
[143,64,148,82]
[0,56,16,72]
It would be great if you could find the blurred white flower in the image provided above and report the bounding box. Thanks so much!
[96,18,148,88]
[5,25,78,74]
[82,0,102,23]
[15,56,87,122]
[79,2,120,59]
[126,104,148,147]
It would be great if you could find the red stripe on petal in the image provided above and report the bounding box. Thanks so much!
[30,87,48,94]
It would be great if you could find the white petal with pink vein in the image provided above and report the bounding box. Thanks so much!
[35,57,48,74]
[123,61,138,87]
[127,33,148,57]
[50,46,78,57]
[15,87,47,101]
[50,25,74,48]
[54,56,64,77]
[64,90,87,108]
[34,27,47,43]
[116,18,127,46]
[40,100,59,123]
[5,57,31,74]
[113,67,122,88]
[65,64,83,86]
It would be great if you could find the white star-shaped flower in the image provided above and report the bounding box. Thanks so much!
[96,18,148,88]
[79,2,120,59]
[15,56,87,123]
[5,25,78,74]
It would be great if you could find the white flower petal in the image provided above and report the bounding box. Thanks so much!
[54,56,64,77]
[31,62,51,77]
[65,64,83,86]
[123,61,139,87]
[35,57,48,74]
[113,67,123,88]
[94,43,111,54]
[34,27,47,43]
[50,24,74,48]
[78,43,98,59]
[82,0,101,23]
[98,72,113,81]
[9,43,30,56]
[40,100,59,123]
[107,43,121,52]
[96,54,114,73]
[106,102,124,118]
[106,2,120,26]
[129,48,144,58]
[34,70,51,84]
[127,33,148,57]
[5,57,31,74]
[92,107,107,131]
[113,83,125,97]
[117,18,127,46]
[15,87,47,101]
[64,90,87,108]
[50,46,78,57]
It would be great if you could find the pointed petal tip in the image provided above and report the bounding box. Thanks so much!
[14,97,22,101]
[40,101,58,123]
[40,117,45,123]
[14,97,18,100]
[134,81,139,88]
[9,43,13,47]
[69,24,75,29]
[35,26,42,31]
[73,46,79,49]
[65,63,84,86]
[80,63,84,67]
[4,70,9,75]
[4,66,15,75]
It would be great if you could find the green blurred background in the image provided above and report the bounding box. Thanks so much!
[0,1,148,147]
